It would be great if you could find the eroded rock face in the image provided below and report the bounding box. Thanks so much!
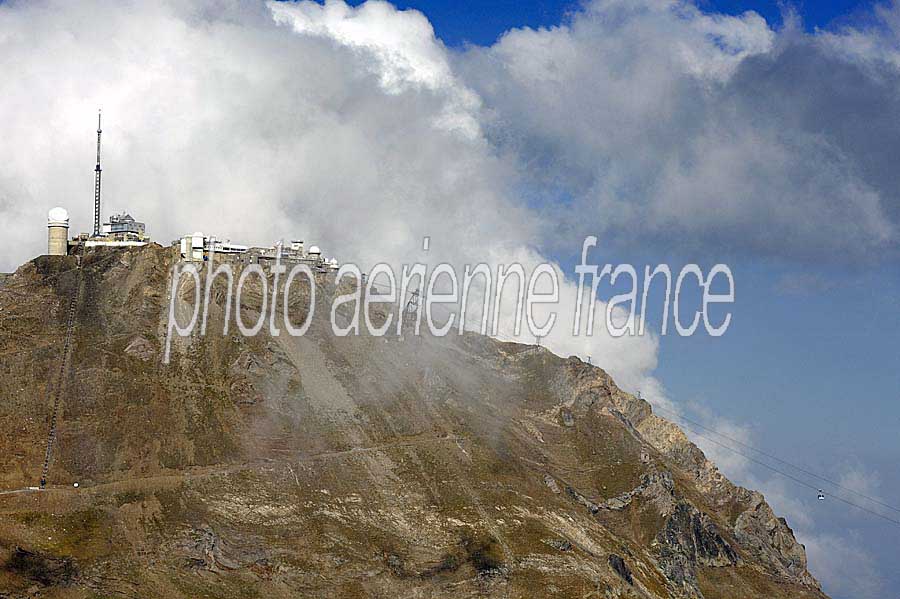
[608,554,633,585]
[657,503,739,593]
[598,470,676,515]
[556,357,822,594]
[2,548,76,587]
[734,493,820,588]
[0,247,828,599]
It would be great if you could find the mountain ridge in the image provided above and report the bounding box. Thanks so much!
[0,246,827,598]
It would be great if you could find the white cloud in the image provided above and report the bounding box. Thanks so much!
[836,461,883,501]
[0,0,666,410]
[816,1,900,69]
[681,401,757,479]
[458,0,900,262]
[804,531,885,599]
[269,0,482,137]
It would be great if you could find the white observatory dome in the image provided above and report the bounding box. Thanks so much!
[47,207,69,226]
[308,245,321,255]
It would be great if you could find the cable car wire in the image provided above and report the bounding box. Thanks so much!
[663,415,900,527]
[649,403,900,516]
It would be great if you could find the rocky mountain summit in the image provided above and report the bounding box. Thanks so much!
[0,246,827,598]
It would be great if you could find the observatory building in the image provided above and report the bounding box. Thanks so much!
[47,208,70,256]
[79,211,150,246]
[177,232,339,271]
[102,212,146,239]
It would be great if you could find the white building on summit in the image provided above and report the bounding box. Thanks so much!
[47,208,70,256]
[102,213,146,239]
[177,232,339,271]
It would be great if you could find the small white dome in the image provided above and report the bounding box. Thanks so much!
[330,258,338,266]
[47,207,69,225]
[308,245,321,255]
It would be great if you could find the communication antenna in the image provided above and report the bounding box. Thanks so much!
[93,109,103,237]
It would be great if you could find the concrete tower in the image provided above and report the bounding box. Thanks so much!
[47,207,69,256]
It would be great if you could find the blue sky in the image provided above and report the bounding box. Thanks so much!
[347,0,878,46]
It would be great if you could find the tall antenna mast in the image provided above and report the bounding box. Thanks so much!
[403,288,421,328]
[93,109,102,237]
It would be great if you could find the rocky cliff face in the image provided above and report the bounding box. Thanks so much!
[0,246,827,598]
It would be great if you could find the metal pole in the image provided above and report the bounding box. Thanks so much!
[93,110,102,237]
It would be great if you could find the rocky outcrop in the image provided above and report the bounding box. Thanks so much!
[2,548,76,587]
[608,554,634,584]
[557,357,822,594]
[734,492,820,588]
[598,470,676,515]
[656,502,740,596]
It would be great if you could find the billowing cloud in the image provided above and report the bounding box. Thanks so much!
[804,531,885,599]
[0,0,664,403]
[836,461,883,501]
[269,0,482,137]
[459,0,900,263]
